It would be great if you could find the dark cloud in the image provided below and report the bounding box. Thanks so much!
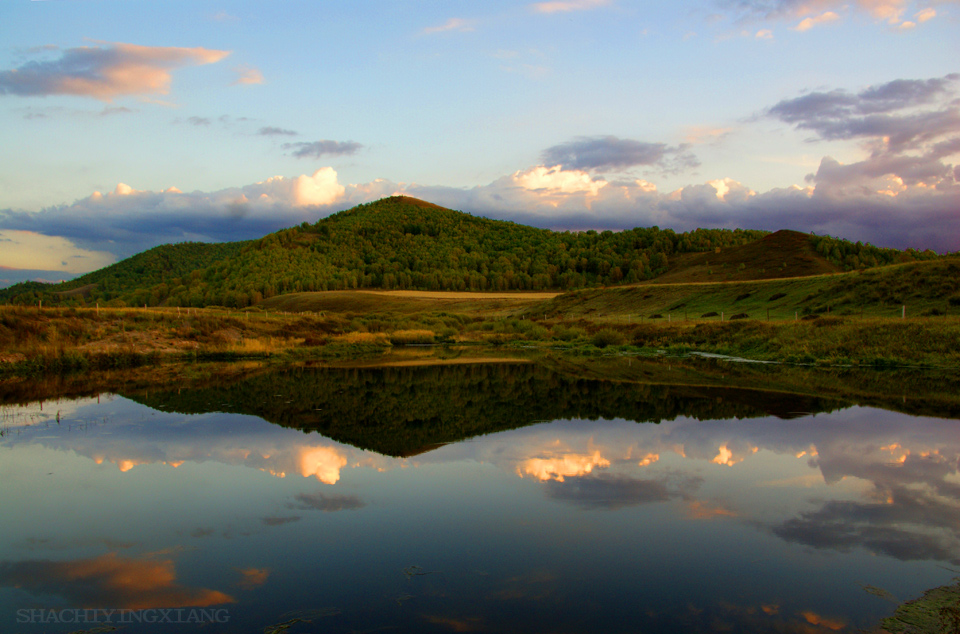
[288,492,365,512]
[541,135,700,173]
[187,116,212,126]
[100,106,133,116]
[544,473,702,510]
[258,126,297,136]
[261,516,301,526]
[283,140,363,159]
[767,74,960,149]
[757,73,960,234]
[720,0,822,21]
[773,492,960,564]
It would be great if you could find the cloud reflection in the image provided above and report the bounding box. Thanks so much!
[0,553,234,609]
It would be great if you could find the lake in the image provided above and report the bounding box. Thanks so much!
[1,352,957,633]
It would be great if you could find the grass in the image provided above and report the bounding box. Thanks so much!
[534,257,960,323]
[259,289,552,317]
[3,271,960,377]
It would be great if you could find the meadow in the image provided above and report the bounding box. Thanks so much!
[2,282,959,377]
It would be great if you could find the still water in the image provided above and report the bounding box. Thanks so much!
[1,356,957,633]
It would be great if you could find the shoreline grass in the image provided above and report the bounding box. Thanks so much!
[2,302,960,377]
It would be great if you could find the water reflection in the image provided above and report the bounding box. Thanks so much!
[1,356,958,632]
[0,553,235,610]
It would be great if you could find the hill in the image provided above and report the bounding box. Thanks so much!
[655,229,841,282]
[0,196,936,308]
[0,241,243,306]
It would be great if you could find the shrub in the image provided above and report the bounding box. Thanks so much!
[735,293,751,301]
[552,325,585,341]
[648,313,663,319]
[389,329,435,345]
[592,328,626,348]
[522,325,550,340]
[729,313,749,320]
[701,311,718,318]
[436,327,458,342]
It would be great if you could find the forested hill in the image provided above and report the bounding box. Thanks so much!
[0,196,935,308]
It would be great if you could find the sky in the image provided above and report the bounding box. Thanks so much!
[0,0,958,285]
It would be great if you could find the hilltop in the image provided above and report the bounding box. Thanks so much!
[0,195,936,308]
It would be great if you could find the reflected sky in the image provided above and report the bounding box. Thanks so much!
[1,372,958,633]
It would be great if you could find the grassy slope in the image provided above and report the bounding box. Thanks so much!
[536,256,960,321]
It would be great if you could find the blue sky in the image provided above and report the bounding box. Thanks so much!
[1,0,958,284]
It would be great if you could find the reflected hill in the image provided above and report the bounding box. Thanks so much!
[124,359,845,457]
[4,351,958,458]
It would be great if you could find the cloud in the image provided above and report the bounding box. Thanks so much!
[282,140,363,159]
[773,491,960,563]
[210,10,239,22]
[755,28,775,37]
[0,168,350,264]
[3,94,959,277]
[531,0,611,13]
[258,126,297,136]
[545,474,672,510]
[684,126,733,144]
[231,65,263,86]
[0,553,234,609]
[236,567,269,589]
[187,116,211,126]
[914,7,936,22]
[0,42,230,101]
[0,229,115,273]
[298,446,348,484]
[767,75,958,139]
[544,472,704,510]
[541,136,700,174]
[720,0,943,28]
[100,105,133,116]
[261,516,301,526]
[420,18,476,35]
[792,10,841,30]
[763,74,960,218]
[287,492,365,512]
[519,451,611,481]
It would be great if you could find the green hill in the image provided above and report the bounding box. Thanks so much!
[534,256,960,321]
[0,196,938,308]
[0,241,244,306]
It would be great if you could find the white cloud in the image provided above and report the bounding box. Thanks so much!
[531,0,610,13]
[0,230,115,273]
[513,165,607,195]
[420,18,476,35]
[231,65,263,86]
[792,11,841,30]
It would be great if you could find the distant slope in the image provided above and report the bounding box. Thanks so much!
[0,241,243,305]
[0,196,939,308]
[535,256,960,320]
